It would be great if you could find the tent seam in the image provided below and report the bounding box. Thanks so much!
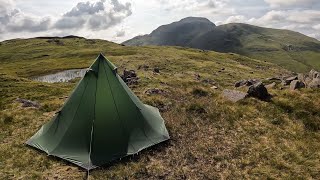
[87,58,99,170]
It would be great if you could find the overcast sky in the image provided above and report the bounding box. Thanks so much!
[0,0,320,43]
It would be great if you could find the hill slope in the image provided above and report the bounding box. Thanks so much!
[1,37,320,179]
[123,17,320,72]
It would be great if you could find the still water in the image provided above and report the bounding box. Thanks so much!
[33,69,87,83]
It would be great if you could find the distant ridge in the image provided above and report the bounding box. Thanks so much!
[35,35,85,39]
[123,17,320,72]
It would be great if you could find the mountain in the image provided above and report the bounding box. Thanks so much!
[123,17,320,72]
[124,17,215,47]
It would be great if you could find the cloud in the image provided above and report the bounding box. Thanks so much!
[0,0,132,35]
[264,0,319,7]
[0,0,51,33]
[64,1,106,17]
[313,24,320,30]
[225,15,246,24]
[222,9,320,40]
[0,0,14,15]
[54,0,131,30]
[115,30,125,37]
[159,0,229,12]
[248,10,320,26]
[6,15,51,32]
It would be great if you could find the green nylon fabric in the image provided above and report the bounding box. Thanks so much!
[26,54,170,170]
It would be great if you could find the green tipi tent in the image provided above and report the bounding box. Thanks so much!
[26,54,170,170]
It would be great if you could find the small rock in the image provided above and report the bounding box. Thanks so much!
[282,76,298,86]
[289,80,305,90]
[221,68,225,71]
[309,78,320,88]
[286,76,298,81]
[202,79,215,85]
[265,82,276,89]
[195,74,201,80]
[247,82,271,101]
[266,77,281,81]
[138,64,149,70]
[297,73,306,82]
[211,86,218,90]
[222,89,248,102]
[234,80,245,87]
[154,67,160,73]
[235,79,259,87]
[309,69,319,79]
[145,88,167,95]
[305,77,313,86]
[121,69,139,85]
[16,98,40,108]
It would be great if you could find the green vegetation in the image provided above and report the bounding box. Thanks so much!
[1,37,320,179]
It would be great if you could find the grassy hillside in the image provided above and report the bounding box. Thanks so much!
[215,23,320,72]
[123,17,320,73]
[1,37,320,179]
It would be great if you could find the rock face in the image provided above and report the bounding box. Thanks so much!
[222,89,248,102]
[16,98,40,108]
[121,69,139,85]
[290,80,305,90]
[247,82,271,100]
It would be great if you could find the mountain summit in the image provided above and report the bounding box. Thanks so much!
[123,17,215,47]
[123,17,320,72]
